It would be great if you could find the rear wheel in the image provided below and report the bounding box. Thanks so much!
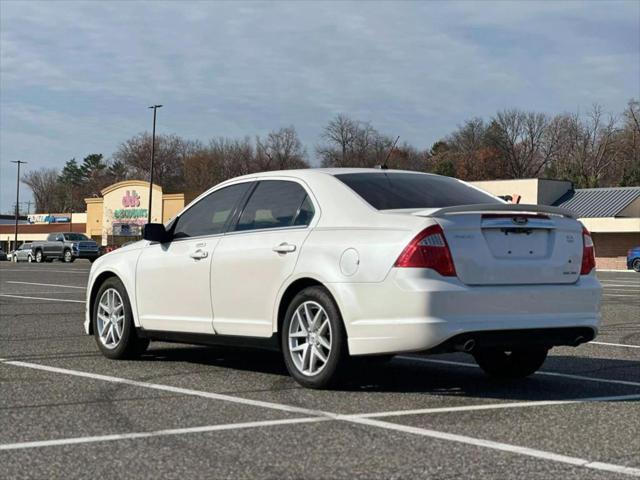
[27,255,32,263]
[282,286,347,389]
[92,277,149,359]
[473,347,548,379]
[633,258,640,272]
[63,249,74,263]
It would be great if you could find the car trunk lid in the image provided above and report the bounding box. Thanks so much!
[411,204,583,285]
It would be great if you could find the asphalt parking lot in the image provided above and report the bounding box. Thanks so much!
[1,261,639,479]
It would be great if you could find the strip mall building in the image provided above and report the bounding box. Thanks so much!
[1,177,638,270]
[1,180,184,252]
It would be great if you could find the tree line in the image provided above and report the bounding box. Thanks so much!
[22,99,639,213]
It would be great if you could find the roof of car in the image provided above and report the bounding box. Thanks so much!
[231,168,439,181]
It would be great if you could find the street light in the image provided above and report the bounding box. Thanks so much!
[10,160,27,252]
[147,104,163,223]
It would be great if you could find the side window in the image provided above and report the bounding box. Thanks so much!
[235,180,313,232]
[173,183,251,238]
[56,234,64,241]
[292,195,315,226]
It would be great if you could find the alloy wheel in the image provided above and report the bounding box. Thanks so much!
[288,301,332,376]
[64,250,72,262]
[97,288,125,349]
[633,259,640,273]
[36,251,42,262]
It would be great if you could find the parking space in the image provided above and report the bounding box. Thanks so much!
[1,262,639,478]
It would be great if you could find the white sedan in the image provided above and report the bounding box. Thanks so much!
[85,169,601,388]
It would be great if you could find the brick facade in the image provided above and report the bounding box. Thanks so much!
[592,232,639,270]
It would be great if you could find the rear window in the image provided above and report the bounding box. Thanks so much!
[334,172,501,210]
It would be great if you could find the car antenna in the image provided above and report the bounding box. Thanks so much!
[377,135,400,170]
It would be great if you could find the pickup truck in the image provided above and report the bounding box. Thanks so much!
[31,233,100,263]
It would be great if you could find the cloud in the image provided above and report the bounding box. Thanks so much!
[1,0,638,210]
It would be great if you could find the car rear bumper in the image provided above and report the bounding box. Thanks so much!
[330,269,602,356]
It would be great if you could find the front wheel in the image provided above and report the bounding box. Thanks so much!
[92,277,149,359]
[27,255,32,263]
[473,347,548,379]
[34,250,43,263]
[282,286,347,389]
[63,249,75,263]
[633,258,640,273]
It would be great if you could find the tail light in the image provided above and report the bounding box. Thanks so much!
[580,226,595,275]
[395,224,457,276]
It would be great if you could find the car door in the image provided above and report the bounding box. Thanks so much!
[47,234,63,256]
[136,182,253,334]
[211,179,317,337]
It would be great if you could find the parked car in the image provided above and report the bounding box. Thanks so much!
[12,243,34,262]
[0,248,7,261]
[31,233,100,263]
[628,246,640,272]
[85,169,602,388]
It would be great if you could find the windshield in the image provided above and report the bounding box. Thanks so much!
[334,172,501,210]
[64,233,89,241]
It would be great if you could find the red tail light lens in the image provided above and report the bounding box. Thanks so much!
[580,226,595,275]
[395,224,457,276]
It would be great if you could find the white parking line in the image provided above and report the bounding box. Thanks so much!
[590,341,640,349]
[396,357,640,388]
[0,417,328,451]
[603,294,640,298]
[0,269,88,274]
[0,294,85,303]
[5,281,85,289]
[3,359,640,476]
[351,393,640,419]
[346,416,640,477]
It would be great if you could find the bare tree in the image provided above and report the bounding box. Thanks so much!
[487,109,559,178]
[255,126,308,170]
[317,115,398,168]
[113,133,194,192]
[22,168,63,213]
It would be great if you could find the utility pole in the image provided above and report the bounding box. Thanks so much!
[10,160,27,251]
[147,104,163,223]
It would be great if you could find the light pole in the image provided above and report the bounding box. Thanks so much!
[147,104,163,223]
[10,160,27,251]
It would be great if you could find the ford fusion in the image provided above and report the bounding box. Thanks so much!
[85,169,601,388]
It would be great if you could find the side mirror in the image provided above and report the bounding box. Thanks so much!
[143,223,170,243]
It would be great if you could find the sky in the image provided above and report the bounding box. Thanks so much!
[1,0,638,212]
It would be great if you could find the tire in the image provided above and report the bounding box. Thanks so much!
[473,347,548,379]
[281,286,347,389]
[63,249,75,263]
[92,277,149,359]
[27,255,32,263]
[34,250,43,263]
[633,258,640,273]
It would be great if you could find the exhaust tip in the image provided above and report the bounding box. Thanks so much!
[454,339,476,353]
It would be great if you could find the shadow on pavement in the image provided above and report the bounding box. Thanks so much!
[140,344,640,401]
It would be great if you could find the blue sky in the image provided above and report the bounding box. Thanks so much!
[1,0,638,212]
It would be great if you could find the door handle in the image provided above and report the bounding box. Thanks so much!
[190,249,209,260]
[272,243,296,254]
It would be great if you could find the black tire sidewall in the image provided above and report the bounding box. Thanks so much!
[281,286,347,389]
[64,250,72,263]
[35,251,43,263]
[633,259,640,272]
[92,277,146,359]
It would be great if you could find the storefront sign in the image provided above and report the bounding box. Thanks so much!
[28,214,71,224]
[114,208,148,219]
[122,190,141,208]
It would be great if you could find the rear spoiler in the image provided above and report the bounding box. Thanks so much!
[413,203,578,219]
